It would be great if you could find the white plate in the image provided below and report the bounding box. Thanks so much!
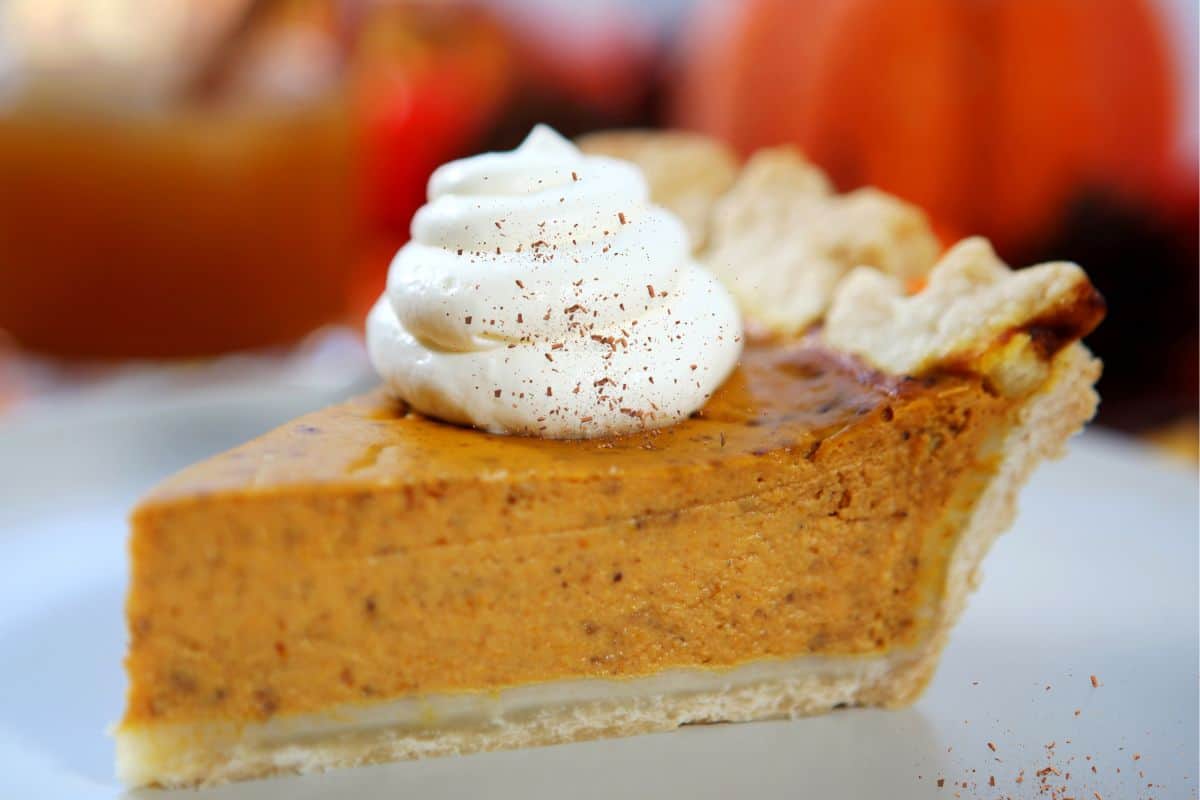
[0,389,1196,800]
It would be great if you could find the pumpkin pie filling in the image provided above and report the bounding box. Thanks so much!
[124,339,1017,729]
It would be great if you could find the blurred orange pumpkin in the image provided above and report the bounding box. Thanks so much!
[673,0,1180,252]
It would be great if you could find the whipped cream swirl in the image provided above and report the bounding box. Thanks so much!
[367,125,742,438]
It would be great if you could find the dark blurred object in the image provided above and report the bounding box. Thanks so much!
[480,0,659,149]
[0,0,358,359]
[1023,180,1198,432]
[673,0,1196,432]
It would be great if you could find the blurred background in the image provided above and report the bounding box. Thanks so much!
[0,0,1195,457]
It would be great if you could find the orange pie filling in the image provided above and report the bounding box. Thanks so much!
[122,340,1021,731]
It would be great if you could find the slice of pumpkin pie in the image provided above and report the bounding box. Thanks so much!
[117,127,1103,787]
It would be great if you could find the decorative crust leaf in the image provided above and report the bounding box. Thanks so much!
[702,148,940,334]
[825,237,1105,392]
[582,133,1103,382]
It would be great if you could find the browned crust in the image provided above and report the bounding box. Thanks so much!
[1018,281,1106,361]
[824,238,1104,396]
[878,343,1100,705]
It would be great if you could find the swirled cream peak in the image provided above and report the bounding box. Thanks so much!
[367,125,743,438]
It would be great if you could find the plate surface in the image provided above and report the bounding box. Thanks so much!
[0,389,1196,800]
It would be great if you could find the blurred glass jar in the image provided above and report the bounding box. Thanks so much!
[0,0,360,358]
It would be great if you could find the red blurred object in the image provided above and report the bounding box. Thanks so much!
[353,3,513,234]
[349,2,514,316]
[673,0,1181,254]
